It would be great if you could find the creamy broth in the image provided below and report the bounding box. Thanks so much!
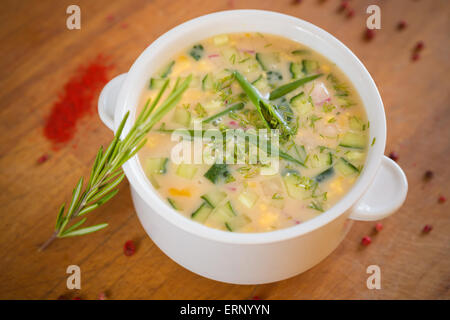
[138,33,369,233]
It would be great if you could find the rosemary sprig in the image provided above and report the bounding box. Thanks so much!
[39,75,192,251]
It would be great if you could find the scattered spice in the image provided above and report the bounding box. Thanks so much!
[339,0,349,11]
[411,52,420,61]
[414,41,425,51]
[252,296,261,300]
[422,225,433,233]
[361,236,372,246]
[346,9,355,18]
[37,154,49,164]
[72,296,81,300]
[364,28,375,41]
[388,151,399,162]
[374,223,383,232]
[43,55,113,150]
[98,292,107,300]
[423,170,434,181]
[397,21,407,30]
[123,240,136,256]
[438,195,446,204]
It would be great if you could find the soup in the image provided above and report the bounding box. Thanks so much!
[138,33,369,233]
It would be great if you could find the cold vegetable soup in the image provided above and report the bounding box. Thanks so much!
[138,33,370,233]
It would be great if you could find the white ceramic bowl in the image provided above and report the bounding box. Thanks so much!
[98,10,408,284]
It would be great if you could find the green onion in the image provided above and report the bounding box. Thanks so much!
[269,74,322,100]
[202,102,245,123]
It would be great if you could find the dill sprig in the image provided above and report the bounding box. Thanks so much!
[39,75,192,251]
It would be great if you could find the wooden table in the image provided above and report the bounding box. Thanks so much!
[0,0,449,300]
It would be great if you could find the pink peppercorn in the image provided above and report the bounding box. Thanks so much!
[397,21,407,30]
[37,154,49,164]
[340,0,349,11]
[422,225,433,233]
[438,195,446,204]
[412,52,420,61]
[365,29,375,41]
[347,9,355,18]
[98,292,107,300]
[123,240,136,256]
[389,151,399,162]
[414,41,425,51]
[375,223,383,232]
[361,236,372,246]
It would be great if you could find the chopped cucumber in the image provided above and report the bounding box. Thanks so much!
[266,71,283,85]
[226,214,251,232]
[222,47,240,64]
[213,34,229,46]
[160,61,175,78]
[335,157,359,176]
[204,163,233,184]
[314,167,335,183]
[302,60,319,74]
[167,198,179,210]
[189,44,204,61]
[204,99,222,110]
[349,116,363,131]
[339,132,366,149]
[255,52,279,71]
[146,158,168,175]
[238,189,258,208]
[202,73,214,91]
[148,174,160,189]
[191,202,213,223]
[252,75,270,92]
[290,92,312,116]
[346,150,365,161]
[208,201,236,226]
[149,78,166,90]
[201,190,227,208]
[172,105,191,127]
[309,152,330,169]
[289,62,303,79]
[283,172,307,200]
[176,163,198,179]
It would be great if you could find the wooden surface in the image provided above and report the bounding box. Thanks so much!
[0,0,449,300]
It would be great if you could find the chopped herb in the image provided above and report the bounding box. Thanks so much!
[292,49,310,55]
[272,193,284,200]
[194,103,207,118]
[371,137,376,146]
[309,115,322,128]
[308,200,324,212]
[189,44,204,61]
[264,43,273,48]
[322,102,335,113]
[328,117,336,123]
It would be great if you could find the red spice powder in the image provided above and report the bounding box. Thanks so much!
[43,56,113,150]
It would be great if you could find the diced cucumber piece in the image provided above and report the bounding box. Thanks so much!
[335,157,359,176]
[176,163,198,179]
[189,44,204,61]
[252,75,270,92]
[149,78,166,89]
[213,34,229,46]
[226,214,251,232]
[191,202,213,223]
[283,172,307,200]
[201,190,227,208]
[291,144,308,163]
[255,52,279,71]
[204,163,233,184]
[222,47,240,64]
[202,73,214,91]
[309,152,330,169]
[160,61,175,78]
[314,167,335,183]
[349,116,363,131]
[339,132,366,149]
[261,177,284,198]
[172,105,191,127]
[148,174,160,189]
[302,60,319,74]
[167,198,179,210]
[238,189,258,208]
[346,150,365,161]
[208,201,236,226]
[146,158,168,175]
[289,62,303,79]
[266,71,283,85]
[204,99,222,110]
[290,92,312,116]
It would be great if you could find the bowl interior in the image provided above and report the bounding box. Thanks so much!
[116,10,386,244]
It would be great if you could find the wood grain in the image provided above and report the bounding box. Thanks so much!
[0,0,449,300]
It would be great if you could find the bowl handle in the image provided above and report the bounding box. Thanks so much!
[349,156,408,221]
[98,73,127,131]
